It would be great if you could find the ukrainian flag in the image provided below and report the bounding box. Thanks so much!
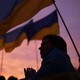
[0,2,59,52]
[0,0,53,36]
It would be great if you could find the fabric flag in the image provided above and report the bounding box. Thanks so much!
[24,10,59,40]
[0,11,59,52]
[0,4,59,52]
[0,0,22,22]
[0,0,53,36]
[0,20,33,52]
[0,36,4,50]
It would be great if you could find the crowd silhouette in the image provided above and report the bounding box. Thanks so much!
[0,35,80,80]
[0,75,18,80]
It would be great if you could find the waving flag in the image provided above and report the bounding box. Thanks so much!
[24,10,59,40]
[0,4,59,52]
[0,0,53,36]
[0,20,33,52]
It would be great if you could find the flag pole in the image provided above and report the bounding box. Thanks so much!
[53,0,80,62]
[0,49,4,75]
[34,41,39,71]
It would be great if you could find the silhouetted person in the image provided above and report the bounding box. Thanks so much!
[77,63,80,73]
[0,75,6,80]
[7,76,18,80]
[26,34,79,80]
[77,63,80,79]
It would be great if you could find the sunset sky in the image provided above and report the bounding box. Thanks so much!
[0,0,80,79]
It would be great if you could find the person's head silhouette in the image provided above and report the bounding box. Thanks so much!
[0,75,6,80]
[39,34,67,58]
[8,76,18,80]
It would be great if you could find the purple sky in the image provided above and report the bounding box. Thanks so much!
[0,0,80,79]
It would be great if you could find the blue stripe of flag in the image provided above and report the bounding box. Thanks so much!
[24,10,58,39]
[3,20,33,43]
[0,0,22,22]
